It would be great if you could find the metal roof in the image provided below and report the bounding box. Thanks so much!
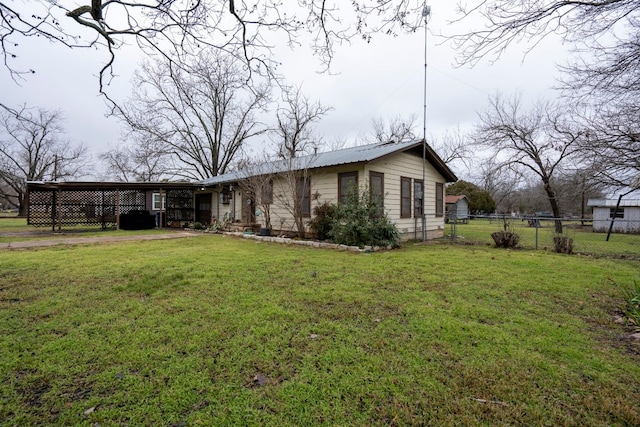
[201,139,457,187]
[26,181,197,191]
[587,198,640,208]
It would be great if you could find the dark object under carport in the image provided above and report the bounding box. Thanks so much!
[119,210,156,230]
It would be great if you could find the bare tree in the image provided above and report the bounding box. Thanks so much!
[450,0,638,69]
[99,136,171,182]
[118,50,268,181]
[471,155,523,214]
[370,114,418,143]
[576,106,640,188]
[366,115,471,175]
[450,1,640,188]
[553,168,605,220]
[273,86,332,159]
[237,157,276,231]
[270,87,329,236]
[1,1,430,98]
[0,105,87,215]
[429,126,472,176]
[472,94,585,233]
[274,156,316,238]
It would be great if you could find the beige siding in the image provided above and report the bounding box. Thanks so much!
[268,165,366,233]
[207,151,449,239]
[366,152,446,239]
[205,189,237,222]
[269,178,298,232]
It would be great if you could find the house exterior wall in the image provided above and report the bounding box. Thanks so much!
[201,189,238,223]
[366,152,446,239]
[225,189,241,222]
[267,164,357,234]
[261,152,447,240]
[592,206,640,233]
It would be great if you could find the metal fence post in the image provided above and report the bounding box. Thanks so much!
[452,217,457,242]
[535,218,539,250]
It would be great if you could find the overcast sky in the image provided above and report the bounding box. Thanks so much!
[2,3,568,179]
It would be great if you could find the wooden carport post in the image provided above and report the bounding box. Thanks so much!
[51,188,56,232]
[56,186,62,232]
[159,188,164,230]
[116,188,121,230]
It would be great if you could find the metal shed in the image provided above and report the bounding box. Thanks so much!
[445,195,470,224]
[587,198,640,234]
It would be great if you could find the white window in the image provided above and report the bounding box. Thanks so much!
[152,192,166,211]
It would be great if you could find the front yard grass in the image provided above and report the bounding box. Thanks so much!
[1,235,639,426]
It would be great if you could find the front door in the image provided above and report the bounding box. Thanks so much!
[241,191,256,224]
[195,193,212,226]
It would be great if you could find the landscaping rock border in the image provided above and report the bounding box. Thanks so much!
[224,231,386,253]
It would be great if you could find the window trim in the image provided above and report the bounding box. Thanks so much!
[435,182,444,218]
[400,176,412,219]
[298,176,311,218]
[152,192,166,211]
[369,171,384,216]
[414,179,424,218]
[338,171,359,204]
[261,179,273,205]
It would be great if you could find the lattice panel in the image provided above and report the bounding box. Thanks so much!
[166,189,195,226]
[28,190,56,227]
[28,189,147,228]
[118,190,147,214]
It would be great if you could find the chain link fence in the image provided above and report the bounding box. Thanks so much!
[445,215,640,259]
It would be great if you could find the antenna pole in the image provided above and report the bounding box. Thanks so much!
[422,3,430,241]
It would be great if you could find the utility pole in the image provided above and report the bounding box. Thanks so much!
[53,154,58,181]
[421,3,431,241]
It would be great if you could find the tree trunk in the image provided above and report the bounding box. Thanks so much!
[18,201,28,217]
[294,203,305,238]
[542,180,563,234]
[553,236,573,254]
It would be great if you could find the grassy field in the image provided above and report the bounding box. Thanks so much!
[446,218,640,258]
[1,234,639,426]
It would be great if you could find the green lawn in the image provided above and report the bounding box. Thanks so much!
[1,235,639,426]
[446,218,640,258]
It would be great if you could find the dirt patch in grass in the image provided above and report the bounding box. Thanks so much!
[15,371,51,407]
[573,289,640,360]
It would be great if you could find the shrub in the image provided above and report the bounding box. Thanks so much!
[328,186,399,248]
[491,231,520,248]
[491,218,520,249]
[308,202,337,240]
[553,235,573,254]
